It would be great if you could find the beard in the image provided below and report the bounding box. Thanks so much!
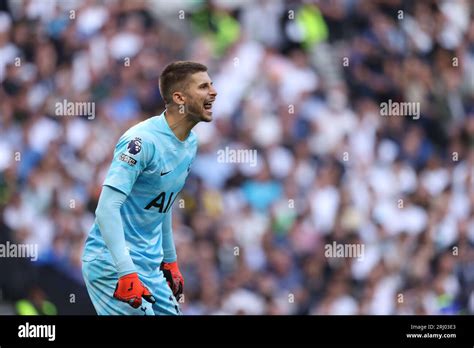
[183,100,212,122]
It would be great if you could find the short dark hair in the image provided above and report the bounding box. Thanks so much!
[159,61,208,105]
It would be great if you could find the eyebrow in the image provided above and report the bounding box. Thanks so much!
[198,81,213,87]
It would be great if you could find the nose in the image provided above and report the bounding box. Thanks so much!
[210,85,217,97]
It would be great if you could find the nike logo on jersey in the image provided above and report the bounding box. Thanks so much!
[160,170,171,176]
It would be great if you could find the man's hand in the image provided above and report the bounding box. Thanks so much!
[113,272,156,308]
[160,261,184,298]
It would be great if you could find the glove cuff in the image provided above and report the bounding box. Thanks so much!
[118,272,139,281]
[162,261,179,272]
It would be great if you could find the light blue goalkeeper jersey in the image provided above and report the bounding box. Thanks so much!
[82,112,197,274]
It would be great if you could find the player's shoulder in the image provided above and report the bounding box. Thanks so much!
[116,117,160,158]
[121,117,159,143]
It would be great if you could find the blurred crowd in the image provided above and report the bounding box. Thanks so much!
[0,0,473,315]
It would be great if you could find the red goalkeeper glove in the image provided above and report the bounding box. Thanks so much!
[113,272,156,308]
[160,261,184,298]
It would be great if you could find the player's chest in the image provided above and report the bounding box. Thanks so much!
[139,149,193,213]
[151,148,193,188]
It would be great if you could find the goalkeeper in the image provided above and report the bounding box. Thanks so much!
[82,61,217,315]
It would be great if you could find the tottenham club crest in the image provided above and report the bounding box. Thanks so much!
[127,137,142,155]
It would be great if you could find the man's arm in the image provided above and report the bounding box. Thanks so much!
[161,210,177,263]
[95,185,135,277]
[95,185,155,308]
[160,209,184,298]
[98,133,154,270]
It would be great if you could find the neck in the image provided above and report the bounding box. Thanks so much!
[164,107,198,141]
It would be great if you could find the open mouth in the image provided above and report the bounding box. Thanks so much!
[203,100,214,113]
